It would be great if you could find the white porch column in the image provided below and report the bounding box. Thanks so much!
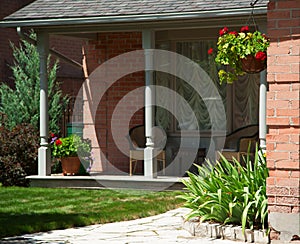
[37,31,51,176]
[142,29,157,178]
[259,69,267,150]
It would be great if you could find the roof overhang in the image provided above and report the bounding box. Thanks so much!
[0,6,267,34]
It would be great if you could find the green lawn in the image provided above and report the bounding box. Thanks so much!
[0,187,183,238]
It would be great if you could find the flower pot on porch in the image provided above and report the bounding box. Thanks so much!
[240,55,266,74]
[61,156,81,176]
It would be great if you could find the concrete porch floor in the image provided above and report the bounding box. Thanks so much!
[26,174,187,191]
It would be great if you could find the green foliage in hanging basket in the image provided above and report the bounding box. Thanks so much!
[210,26,270,84]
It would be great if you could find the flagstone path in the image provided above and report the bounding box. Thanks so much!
[1,208,246,244]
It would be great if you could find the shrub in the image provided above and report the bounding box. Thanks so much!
[179,147,268,232]
[51,159,62,174]
[0,32,68,134]
[0,163,28,187]
[0,122,39,186]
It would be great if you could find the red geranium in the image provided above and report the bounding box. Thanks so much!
[262,33,269,41]
[240,26,249,33]
[55,139,62,146]
[208,48,214,55]
[219,27,228,36]
[229,31,238,36]
[255,51,267,61]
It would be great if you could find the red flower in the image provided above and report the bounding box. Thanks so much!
[240,26,249,33]
[55,139,62,146]
[219,27,228,36]
[229,31,238,36]
[208,48,214,55]
[262,33,269,40]
[255,51,267,61]
[50,133,55,138]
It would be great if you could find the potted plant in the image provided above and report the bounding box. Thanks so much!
[210,26,270,84]
[51,134,92,176]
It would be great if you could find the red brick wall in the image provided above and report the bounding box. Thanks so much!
[266,0,300,231]
[84,32,144,173]
[49,35,84,97]
[0,0,35,86]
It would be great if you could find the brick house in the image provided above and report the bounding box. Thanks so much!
[0,0,299,241]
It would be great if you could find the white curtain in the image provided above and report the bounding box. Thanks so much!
[155,40,259,133]
[232,73,259,130]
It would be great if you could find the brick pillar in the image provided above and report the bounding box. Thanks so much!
[266,0,300,241]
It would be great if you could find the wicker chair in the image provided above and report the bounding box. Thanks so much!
[127,125,166,176]
[220,124,259,163]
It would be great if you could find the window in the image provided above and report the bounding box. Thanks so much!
[155,29,259,135]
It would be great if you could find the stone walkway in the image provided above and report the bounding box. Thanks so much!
[1,208,246,244]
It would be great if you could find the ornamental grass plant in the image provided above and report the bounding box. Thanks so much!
[179,146,268,233]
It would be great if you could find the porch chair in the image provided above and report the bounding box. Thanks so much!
[219,124,259,164]
[127,125,166,176]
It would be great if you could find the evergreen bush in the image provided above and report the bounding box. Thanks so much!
[0,32,68,134]
[0,32,69,185]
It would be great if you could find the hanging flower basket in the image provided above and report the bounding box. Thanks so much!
[241,55,267,74]
[210,26,270,84]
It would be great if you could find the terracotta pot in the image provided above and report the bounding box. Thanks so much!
[61,156,81,176]
[240,55,266,73]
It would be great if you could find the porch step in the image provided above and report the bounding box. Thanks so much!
[26,175,187,191]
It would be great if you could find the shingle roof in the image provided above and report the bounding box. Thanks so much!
[5,0,268,20]
[0,0,268,28]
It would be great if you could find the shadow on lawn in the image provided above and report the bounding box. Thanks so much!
[0,212,89,239]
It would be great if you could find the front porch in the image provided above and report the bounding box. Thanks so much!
[27,174,186,191]
[3,1,268,182]
[1,0,300,241]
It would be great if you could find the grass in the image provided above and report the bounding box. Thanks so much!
[0,187,183,238]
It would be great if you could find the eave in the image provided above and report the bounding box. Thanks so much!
[0,6,267,33]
